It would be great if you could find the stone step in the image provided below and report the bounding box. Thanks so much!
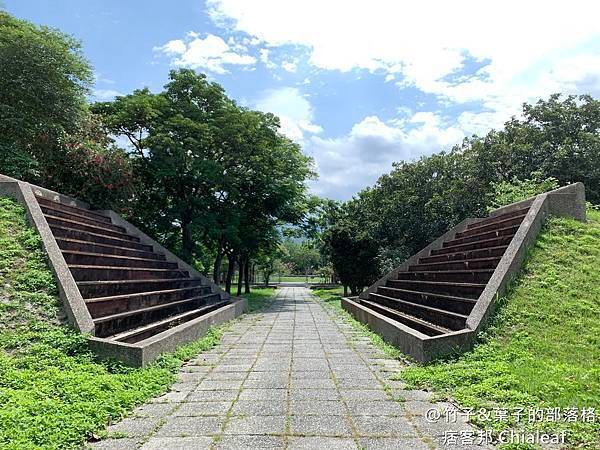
[110,300,229,343]
[40,204,125,233]
[51,225,153,251]
[56,238,163,260]
[376,286,476,315]
[455,214,526,238]
[386,279,486,299]
[368,292,468,330]
[68,265,189,282]
[62,251,178,270]
[431,235,514,256]
[36,196,112,223]
[419,245,508,264]
[409,256,501,272]
[466,206,530,230]
[443,225,519,247]
[94,293,222,338]
[78,278,206,299]
[359,299,450,336]
[86,286,214,317]
[45,215,139,242]
[397,269,494,283]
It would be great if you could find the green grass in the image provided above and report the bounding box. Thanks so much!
[399,209,600,449]
[311,287,402,360]
[0,197,275,449]
[238,287,276,312]
[274,275,327,283]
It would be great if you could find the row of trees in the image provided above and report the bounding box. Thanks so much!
[320,94,600,295]
[0,12,314,295]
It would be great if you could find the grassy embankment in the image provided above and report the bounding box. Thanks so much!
[0,196,274,449]
[317,209,600,449]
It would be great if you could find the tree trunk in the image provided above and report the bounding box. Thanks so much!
[343,285,348,296]
[213,248,223,284]
[244,258,250,294]
[225,253,236,294]
[236,255,244,296]
[180,209,194,264]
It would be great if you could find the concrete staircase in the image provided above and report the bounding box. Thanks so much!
[0,174,245,366]
[343,183,586,362]
[37,196,228,343]
[361,206,530,337]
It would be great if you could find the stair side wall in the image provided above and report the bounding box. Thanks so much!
[0,179,95,333]
[345,182,587,363]
[466,182,586,333]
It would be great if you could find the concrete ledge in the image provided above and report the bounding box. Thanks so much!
[89,297,246,366]
[342,297,475,363]
[466,182,586,333]
[342,297,429,361]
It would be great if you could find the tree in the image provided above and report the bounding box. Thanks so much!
[324,210,380,295]
[94,70,314,289]
[0,12,135,209]
[0,12,92,179]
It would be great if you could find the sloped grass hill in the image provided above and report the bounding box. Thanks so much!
[0,197,265,449]
[400,208,600,449]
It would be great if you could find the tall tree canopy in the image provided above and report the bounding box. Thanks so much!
[0,12,134,208]
[0,12,91,177]
[93,70,314,290]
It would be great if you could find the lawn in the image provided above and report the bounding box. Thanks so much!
[0,196,275,449]
[273,275,327,283]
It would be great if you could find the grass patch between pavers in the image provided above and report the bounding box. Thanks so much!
[400,209,600,450]
[0,196,271,450]
[311,287,402,361]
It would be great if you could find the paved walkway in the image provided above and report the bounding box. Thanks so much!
[91,287,488,449]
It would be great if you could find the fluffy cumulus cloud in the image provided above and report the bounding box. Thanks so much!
[308,114,464,199]
[154,32,255,74]
[254,87,322,143]
[208,0,600,124]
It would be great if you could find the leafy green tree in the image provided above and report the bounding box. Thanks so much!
[319,94,599,291]
[280,240,321,275]
[0,12,92,179]
[0,12,134,209]
[94,70,314,289]
[324,211,379,295]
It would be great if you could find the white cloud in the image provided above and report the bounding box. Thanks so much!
[208,0,600,121]
[307,114,465,199]
[281,61,297,72]
[254,87,322,143]
[154,33,256,74]
[92,89,122,100]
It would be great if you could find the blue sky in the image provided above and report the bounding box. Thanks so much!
[6,0,600,200]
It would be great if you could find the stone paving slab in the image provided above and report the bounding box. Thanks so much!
[89,287,492,449]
